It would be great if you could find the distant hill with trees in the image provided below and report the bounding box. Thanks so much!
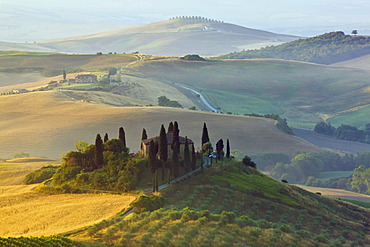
[218,31,370,64]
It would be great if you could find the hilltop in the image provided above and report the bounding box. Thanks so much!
[218,31,370,64]
[0,17,298,56]
[0,91,320,159]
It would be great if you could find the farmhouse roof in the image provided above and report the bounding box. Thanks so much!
[142,132,194,145]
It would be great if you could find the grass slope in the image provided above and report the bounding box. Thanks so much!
[72,161,370,246]
[129,58,370,127]
[0,91,320,159]
[31,19,297,56]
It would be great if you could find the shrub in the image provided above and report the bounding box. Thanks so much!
[23,166,58,184]
[133,195,165,213]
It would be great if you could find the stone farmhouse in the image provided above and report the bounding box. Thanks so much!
[69,74,98,83]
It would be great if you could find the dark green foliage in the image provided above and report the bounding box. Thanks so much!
[314,122,335,135]
[251,152,292,171]
[216,139,224,160]
[108,67,117,76]
[350,165,370,194]
[63,69,66,80]
[242,155,256,168]
[168,122,174,132]
[52,165,82,185]
[0,236,82,246]
[244,113,293,134]
[119,127,126,147]
[104,138,128,154]
[191,144,196,171]
[226,139,230,158]
[172,141,180,178]
[219,31,370,64]
[201,122,210,146]
[133,195,165,213]
[95,134,104,169]
[158,125,168,163]
[148,140,159,192]
[23,165,58,184]
[141,128,148,141]
[158,96,183,108]
[180,54,205,61]
[104,133,109,143]
[184,136,191,172]
[172,121,180,154]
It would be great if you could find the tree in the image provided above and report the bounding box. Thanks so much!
[172,121,180,154]
[158,125,168,181]
[119,127,126,147]
[172,141,180,178]
[216,139,224,161]
[148,140,158,192]
[226,139,230,158]
[201,122,210,146]
[95,134,104,169]
[184,136,191,172]
[242,155,256,168]
[63,69,66,80]
[168,122,174,133]
[141,128,148,141]
[104,133,109,143]
[74,141,88,152]
[352,30,358,35]
[191,144,196,170]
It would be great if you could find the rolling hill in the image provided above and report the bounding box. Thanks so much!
[0,91,320,159]
[218,31,370,64]
[127,57,370,127]
[0,17,298,56]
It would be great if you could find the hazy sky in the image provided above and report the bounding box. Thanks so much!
[1,0,369,42]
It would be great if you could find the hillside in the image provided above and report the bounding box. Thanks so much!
[70,161,370,246]
[218,31,370,64]
[1,17,298,56]
[0,91,320,159]
[333,53,370,70]
[128,57,370,127]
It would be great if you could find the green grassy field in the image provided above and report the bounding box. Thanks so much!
[129,58,370,127]
[316,171,354,181]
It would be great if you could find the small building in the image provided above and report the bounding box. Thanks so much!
[141,132,194,160]
[74,74,98,83]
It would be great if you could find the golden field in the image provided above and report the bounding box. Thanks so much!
[0,159,136,237]
[0,91,321,158]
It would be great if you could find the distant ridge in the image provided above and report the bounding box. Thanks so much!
[0,18,298,56]
[218,31,370,64]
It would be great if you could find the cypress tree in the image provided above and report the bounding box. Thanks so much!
[104,133,109,143]
[226,139,230,158]
[201,122,210,146]
[119,127,126,147]
[158,124,167,181]
[168,122,174,133]
[172,141,180,178]
[184,136,191,172]
[191,144,196,171]
[95,134,104,169]
[141,128,148,141]
[63,69,66,80]
[172,121,180,154]
[148,140,158,192]
[216,139,224,161]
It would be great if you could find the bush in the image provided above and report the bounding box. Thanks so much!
[52,165,82,185]
[133,195,165,213]
[23,166,58,184]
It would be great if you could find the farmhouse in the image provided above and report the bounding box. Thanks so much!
[70,74,98,83]
[141,132,194,160]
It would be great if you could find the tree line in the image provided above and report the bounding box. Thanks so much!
[314,122,370,144]
[218,31,370,64]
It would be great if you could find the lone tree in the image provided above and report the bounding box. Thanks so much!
[63,69,67,80]
[141,128,148,141]
[148,140,158,192]
[104,133,109,143]
[184,136,191,172]
[158,125,168,181]
[242,155,257,168]
[119,127,126,147]
[201,122,210,146]
[352,29,358,35]
[95,134,104,169]
[226,139,230,158]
